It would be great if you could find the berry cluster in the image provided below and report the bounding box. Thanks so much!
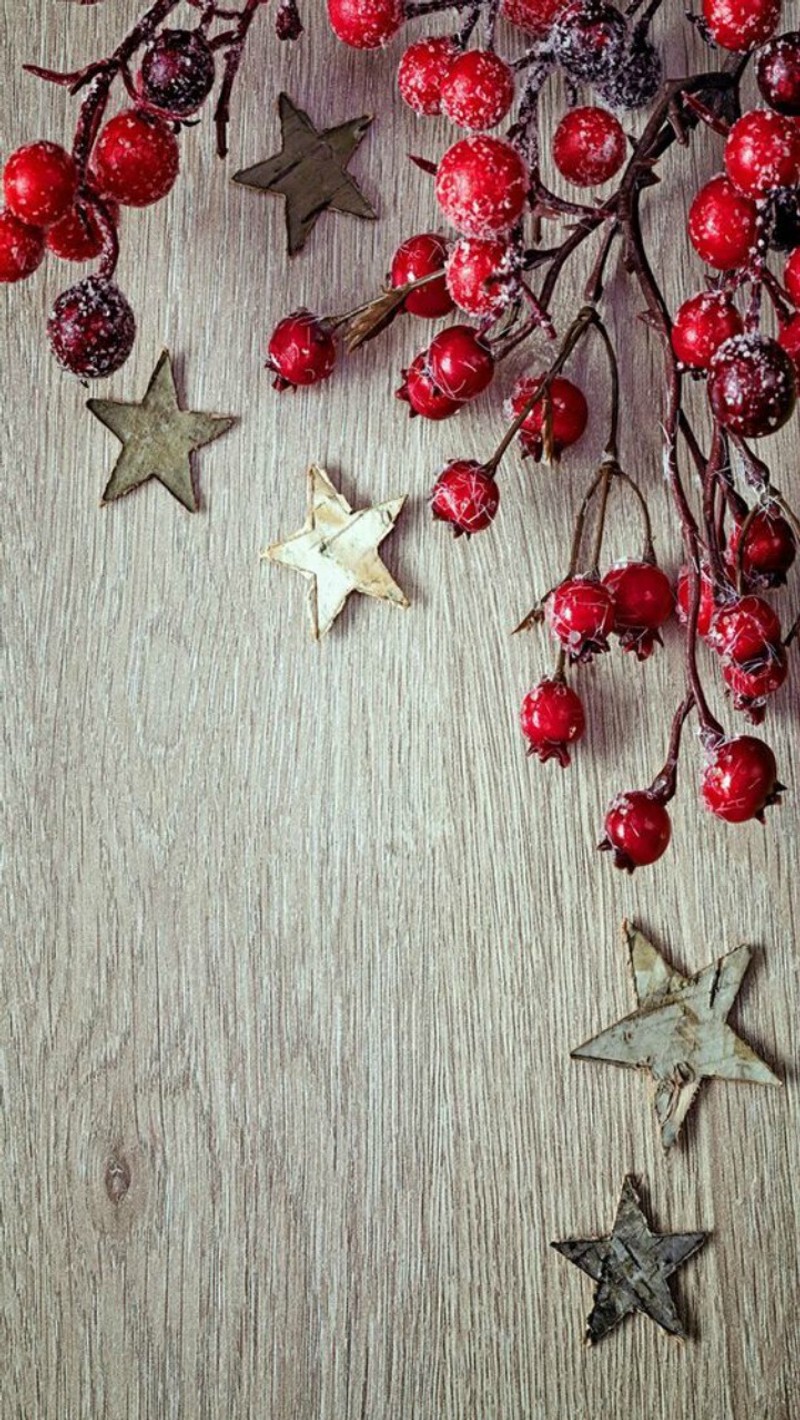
[266,1,798,871]
[1,0,301,377]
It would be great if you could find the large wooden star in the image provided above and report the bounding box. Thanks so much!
[552,1175,708,1346]
[572,921,781,1148]
[232,93,376,256]
[264,464,409,638]
[88,350,235,510]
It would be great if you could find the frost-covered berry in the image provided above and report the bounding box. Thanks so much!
[3,141,78,228]
[445,237,511,317]
[506,373,588,460]
[502,0,565,35]
[92,111,180,207]
[703,0,781,52]
[47,275,136,378]
[708,333,796,438]
[757,31,800,114]
[435,136,529,237]
[0,209,45,282]
[552,106,626,187]
[139,28,215,115]
[327,0,404,48]
[688,175,758,269]
[671,292,744,370]
[440,50,515,131]
[430,459,499,535]
[397,36,458,116]
[546,575,615,663]
[724,109,800,198]
[701,736,782,822]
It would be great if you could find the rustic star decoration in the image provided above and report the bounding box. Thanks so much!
[572,921,781,1148]
[88,350,235,510]
[552,1175,707,1346]
[232,93,376,256]
[264,464,409,638]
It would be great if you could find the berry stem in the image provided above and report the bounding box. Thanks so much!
[647,692,696,803]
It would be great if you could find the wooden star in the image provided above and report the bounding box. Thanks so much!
[264,465,409,638]
[231,93,376,256]
[572,921,781,1148]
[552,1175,707,1346]
[88,350,235,511]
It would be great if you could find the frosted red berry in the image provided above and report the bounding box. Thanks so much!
[446,237,511,317]
[552,106,626,187]
[724,109,800,198]
[688,175,758,269]
[676,563,717,638]
[327,0,404,48]
[670,292,743,370]
[430,459,499,536]
[600,790,672,871]
[546,576,615,663]
[266,310,337,390]
[3,141,78,229]
[723,649,788,722]
[0,209,45,282]
[701,736,782,822]
[397,36,458,115]
[785,246,800,305]
[703,0,781,52]
[390,233,453,317]
[708,594,782,666]
[46,198,118,262]
[502,0,565,35]
[139,28,216,116]
[507,374,588,461]
[551,1,627,86]
[757,32,800,115]
[435,136,529,238]
[708,333,796,438]
[603,561,674,659]
[520,679,586,767]
[397,354,465,419]
[93,111,180,207]
[727,506,797,588]
[47,275,136,379]
[440,50,515,131]
[427,325,495,401]
[778,311,800,375]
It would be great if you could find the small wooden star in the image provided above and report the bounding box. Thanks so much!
[552,1175,708,1346]
[264,464,409,638]
[88,350,235,511]
[231,93,376,256]
[572,920,781,1148]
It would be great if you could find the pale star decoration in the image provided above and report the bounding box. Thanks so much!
[264,464,409,638]
[552,1175,707,1346]
[88,350,236,510]
[572,920,781,1148]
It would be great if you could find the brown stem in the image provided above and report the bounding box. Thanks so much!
[647,693,696,803]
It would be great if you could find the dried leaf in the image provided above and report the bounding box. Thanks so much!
[343,287,407,353]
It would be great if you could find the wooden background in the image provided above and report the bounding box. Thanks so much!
[2,4,798,1417]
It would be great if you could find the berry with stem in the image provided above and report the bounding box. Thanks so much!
[430,459,500,536]
[520,679,586,767]
[390,234,453,317]
[701,735,784,823]
[266,310,337,391]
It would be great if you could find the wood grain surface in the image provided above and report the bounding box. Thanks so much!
[2,5,798,1417]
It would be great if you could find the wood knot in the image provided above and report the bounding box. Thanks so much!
[104,1150,132,1205]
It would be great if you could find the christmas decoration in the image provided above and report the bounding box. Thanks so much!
[264,464,409,637]
[572,921,781,1149]
[552,1175,708,1346]
[232,93,376,255]
[88,349,235,509]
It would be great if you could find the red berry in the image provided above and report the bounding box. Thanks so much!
[676,563,717,638]
[603,561,674,660]
[0,209,45,282]
[785,246,800,304]
[430,459,499,536]
[389,233,453,317]
[778,311,800,375]
[708,333,796,438]
[506,373,588,460]
[327,0,403,48]
[724,109,800,198]
[701,736,782,822]
[723,648,788,722]
[707,593,782,665]
[757,32,800,114]
[552,106,626,187]
[397,354,465,419]
[3,141,78,228]
[546,575,615,663]
[427,325,495,401]
[502,0,565,35]
[435,136,529,238]
[47,275,136,379]
[46,198,118,262]
[397,36,458,115]
[600,790,672,871]
[670,292,743,369]
[440,50,515,131]
[445,237,511,317]
[727,506,797,587]
[92,111,179,207]
[139,28,215,116]
[266,309,336,390]
[688,175,758,269]
[703,0,781,52]
[520,678,586,767]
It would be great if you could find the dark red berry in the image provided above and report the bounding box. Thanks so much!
[0,209,45,282]
[551,1,627,86]
[327,0,404,48]
[599,790,672,871]
[688,175,758,269]
[390,233,453,317]
[757,32,800,114]
[708,333,796,438]
[676,563,717,638]
[427,325,495,401]
[552,106,626,187]
[701,735,782,822]
[707,594,782,665]
[430,459,499,536]
[46,198,119,262]
[520,678,586,766]
[446,237,511,317]
[435,136,529,238]
[703,0,781,52]
[785,246,800,304]
[546,575,615,663]
[506,374,588,461]
[139,28,215,116]
[727,505,797,587]
[397,354,465,419]
[397,36,458,115]
[502,0,564,35]
[778,311,800,375]
[723,648,788,722]
[671,292,743,370]
[3,141,78,228]
[440,50,515,131]
[603,561,674,659]
[47,275,136,379]
[594,35,661,111]
[93,111,180,207]
[266,310,336,390]
[724,109,800,198]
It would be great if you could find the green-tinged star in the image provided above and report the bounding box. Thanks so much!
[552,1175,708,1346]
[232,93,376,256]
[572,920,781,1148]
[88,350,236,510]
[264,464,409,638]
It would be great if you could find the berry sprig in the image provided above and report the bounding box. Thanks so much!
[1,0,300,376]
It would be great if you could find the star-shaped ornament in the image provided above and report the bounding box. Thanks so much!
[232,93,376,256]
[264,464,409,638]
[88,350,235,510]
[572,921,780,1148]
[553,1175,707,1346]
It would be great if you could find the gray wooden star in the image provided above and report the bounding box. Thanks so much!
[232,93,376,256]
[552,1175,707,1345]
